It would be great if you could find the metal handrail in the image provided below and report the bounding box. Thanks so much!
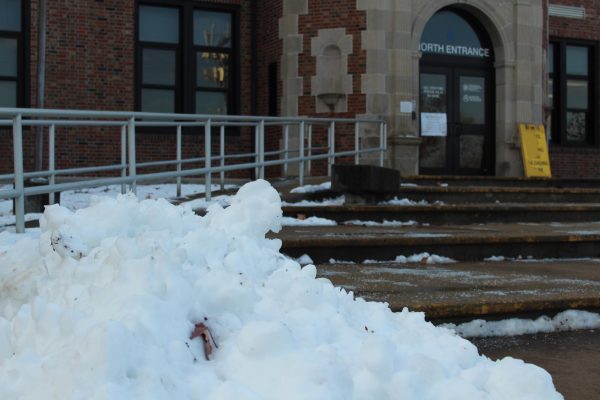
[0,107,388,233]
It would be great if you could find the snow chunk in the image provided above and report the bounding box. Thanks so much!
[290,181,331,194]
[295,254,314,265]
[205,179,282,237]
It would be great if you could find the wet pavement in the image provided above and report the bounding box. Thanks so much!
[472,329,600,400]
[316,260,600,319]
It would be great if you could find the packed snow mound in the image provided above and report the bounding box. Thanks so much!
[0,180,562,399]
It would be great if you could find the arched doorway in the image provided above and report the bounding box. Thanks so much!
[419,7,495,175]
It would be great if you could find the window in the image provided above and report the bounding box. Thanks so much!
[0,0,23,107]
[549,40,596,145]
[137,2,237,115]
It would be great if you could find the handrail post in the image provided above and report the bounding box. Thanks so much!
[176,124,182,197]
[283,124,289,177]
[299,121,305,186]
[307,124,312,177]
[379,121,386,167]
[48,124,55,204]
[13,114,24,233]
[254,123,259,179]
[259,119,265,180]
[220,125,225,190]
[205,119,212,201]
[127,117,137,194]
[120,125,127,194]
[354,121,360,165]
[327,121,335,176]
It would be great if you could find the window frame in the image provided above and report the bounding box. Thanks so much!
[135,0,240,116]
[549,38,598,147]
[0,0,28,108]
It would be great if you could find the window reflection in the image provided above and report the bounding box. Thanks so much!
[0,0,20,32]
[194,11,231,48]
[567,80,588,110]
[139,5,179,44]
[420,9,489,58]
[420,137,447,169]
[142,89,175,113]
[196,91,227,115]
[143,49,176,86]
[0,38,17,77]
[420,73,447,113]
[566,46,588,76]
[460,76,485,124]
[0,0,20,107]
[460,135,484,169]
[566,111,586,142]
[197,52,229,88]
[0,81,16,107]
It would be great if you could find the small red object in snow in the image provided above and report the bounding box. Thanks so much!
[190,322,217,361]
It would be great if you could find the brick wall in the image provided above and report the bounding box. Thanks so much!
[548,1,600,177]
[1,0,257,179]
[256,0,282,178]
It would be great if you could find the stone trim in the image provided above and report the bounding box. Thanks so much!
[310,28,353,113]
[279,0,308,117]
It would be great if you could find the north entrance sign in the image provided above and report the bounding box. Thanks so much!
[419,42,491,58]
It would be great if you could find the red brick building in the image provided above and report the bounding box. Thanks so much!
[0,1,598,178]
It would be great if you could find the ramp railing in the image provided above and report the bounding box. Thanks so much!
[0,108,387,233]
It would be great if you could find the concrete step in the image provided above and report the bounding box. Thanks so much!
[282,203,600,225]
[275,222,600,263]
[316,259,600,319]
[282,186,600,204]
[399,175,600,189]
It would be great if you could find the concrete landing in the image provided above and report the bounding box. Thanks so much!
[317,259,600,319]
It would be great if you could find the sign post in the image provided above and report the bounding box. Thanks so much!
[518,124,551,178]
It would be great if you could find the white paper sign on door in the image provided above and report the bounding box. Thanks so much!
[420,112,447,137]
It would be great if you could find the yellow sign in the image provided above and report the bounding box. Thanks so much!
[518,124,551,178]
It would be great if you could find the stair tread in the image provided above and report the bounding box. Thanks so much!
[317,259,600,318]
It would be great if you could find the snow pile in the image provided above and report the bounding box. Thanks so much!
[0,183,238,228]
[0,180,562,399]
[290,181,331,194]
[443,310,600,338]
[60,183,237,211]
[183,194,233,210]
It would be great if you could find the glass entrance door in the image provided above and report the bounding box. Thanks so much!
[419,67,493,175]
